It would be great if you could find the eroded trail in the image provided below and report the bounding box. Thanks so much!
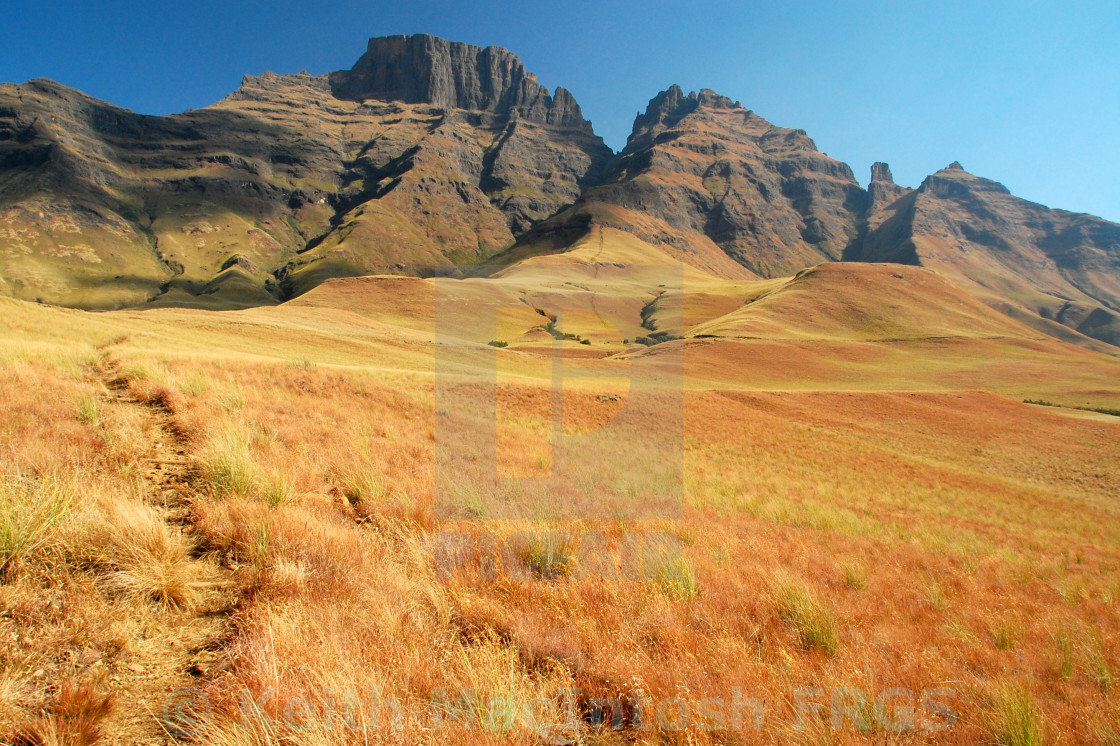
[92,357,234,744]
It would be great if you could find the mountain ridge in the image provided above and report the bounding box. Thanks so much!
[1,34,1118,351]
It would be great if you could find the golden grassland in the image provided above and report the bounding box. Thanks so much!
[1,253,1120,744]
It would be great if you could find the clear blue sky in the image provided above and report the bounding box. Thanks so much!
[3,0,1118,222]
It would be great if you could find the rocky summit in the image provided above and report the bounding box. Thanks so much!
[0,33,1118,350]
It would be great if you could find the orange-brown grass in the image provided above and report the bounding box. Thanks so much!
[3,289,1120,743]
[0,354,227,743]
[78,354,1114,744]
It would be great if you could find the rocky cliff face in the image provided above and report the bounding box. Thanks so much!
[329,35,592,130]
[517,85,867,279]
[854,163,1120,348]
[0,36,612,307]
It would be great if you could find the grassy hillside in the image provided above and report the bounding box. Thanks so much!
[1,254,1119,744]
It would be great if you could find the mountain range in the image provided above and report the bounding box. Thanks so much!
[1,33,1118,349]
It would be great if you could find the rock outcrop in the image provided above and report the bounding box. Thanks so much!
[867,162,910,213]
[329,34,593,131]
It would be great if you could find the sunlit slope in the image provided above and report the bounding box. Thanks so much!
[5,236,1120,409]
[290,224,780,345]
[285,243,1120,407]
[689,262,1033,341]
[486,201,761,281]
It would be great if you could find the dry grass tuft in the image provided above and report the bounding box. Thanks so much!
[516,531,575,579]
[200,425,257,497]
[75,394,100,426]
[992,620,1020,652]
[10,680,113,746]
[65,488,208,609]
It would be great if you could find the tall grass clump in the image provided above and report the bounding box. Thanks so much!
[261,472,296,507]
[178,372,210,396]
[343,471,382,505]
[76,393,100,426]
[774,577,839,655]
[992,620,1019,651]
[122,358,170,386]
[0,473,75,575]
[842,562,867,590]
[518,531,574,580]
[201,426,257,497]
[989,685,1045,746]
[1087,638,1114,691]
[1052,627,1074,679]
[644,551,698,599]
[78,496,206,609]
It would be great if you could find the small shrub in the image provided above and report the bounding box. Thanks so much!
[989,685,1044,746]
[487,340,508,348]
[774,579,839,655]
[579,339,591,345]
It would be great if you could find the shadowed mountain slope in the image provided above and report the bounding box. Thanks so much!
[518,86,867,280]
[0,35,611,308]
[853,162,1120,349]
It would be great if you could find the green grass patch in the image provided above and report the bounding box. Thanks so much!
[518,532,574,580]
[76,393,101,426]
[774,578,839,655]
[989,685,1045,746]
[0,473,76,574]
[842,562,867,590]
[343,471,383,505]
[992,620,1019,651]
[644,551,698,600]
[202,427,257,497]
[1053,628,1074,679]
